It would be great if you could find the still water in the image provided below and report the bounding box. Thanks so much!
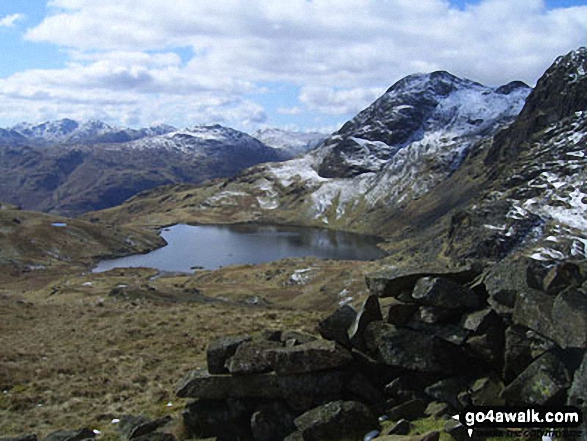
[93,223,386,273]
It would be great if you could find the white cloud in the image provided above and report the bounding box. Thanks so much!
[0,13,25,28]
[1,0,584,128]
[300,86,385,115]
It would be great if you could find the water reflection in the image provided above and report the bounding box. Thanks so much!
[93,223,386,273]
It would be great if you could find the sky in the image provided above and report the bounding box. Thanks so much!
[0,0,586,134]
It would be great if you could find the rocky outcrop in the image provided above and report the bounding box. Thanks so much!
[172,256,586,440]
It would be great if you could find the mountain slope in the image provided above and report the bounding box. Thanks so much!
[252,128,327,157]
[89,48,587,267]
[0,124,287,216]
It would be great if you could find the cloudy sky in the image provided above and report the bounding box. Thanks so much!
[0,0,586,133]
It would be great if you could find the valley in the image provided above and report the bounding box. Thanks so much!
[1,47,586,441]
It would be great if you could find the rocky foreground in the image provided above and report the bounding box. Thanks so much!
[5,255,585,441]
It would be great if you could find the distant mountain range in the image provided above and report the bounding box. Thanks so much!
[0,122,322,215]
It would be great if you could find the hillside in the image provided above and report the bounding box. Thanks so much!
[0,124,289,216]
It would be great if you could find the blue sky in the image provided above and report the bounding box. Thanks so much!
[0,0,586,133]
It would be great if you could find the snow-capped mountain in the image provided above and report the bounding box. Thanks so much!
[0,123,287,215]
[95,47,587,265]
[124,124,289,160]
[6,119,177,147]
[252,128,328,157]
[315,71,530,178]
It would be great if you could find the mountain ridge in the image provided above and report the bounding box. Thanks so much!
[88,48,586,266]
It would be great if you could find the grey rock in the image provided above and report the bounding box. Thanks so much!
[483,257,545,314]
[424,378,469,410]
[385,419,413,435]
[366,323,462,374]
[551,289,587,349]
[345,372,386,405]
[424,402,451,419]
[385,300,418,326]
[411,277,482,310]
[317,305,357,347]
[469,376,505,406]
[415,306,458,324]
[251,401,296,441]
[117,415,172,440]
[503,325,556,383]
[443,419,469,441]
[513,289,555,340]
[271,339,353,376]
[501,351,571,405]
[567,352,587,409]
[207,334,252,374]
[183,398,254,440]
[42,430,95,441]
[462,308,502,333]
[175,369,344,411]
[543,261,584,296]
[349,295,383,351]
[294,400,378,441]
[225,339,283,374]
[366,264,481,299]
[281,330,317,347]
[386,399,427,421]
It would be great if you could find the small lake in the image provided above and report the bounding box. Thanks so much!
[93,223,387,273]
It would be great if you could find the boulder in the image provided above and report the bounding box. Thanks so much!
[117,415,172,440]
[176,369,280,400]
[207,334,252,374]
[225,339,283,374]
[42,430,95,441]
[271,340,353,376]
[424,378,469,410]
[386,399,427,421]
[483,257,546,314]
[567,353,587,441]
[513,289,555,340]
[365,323,462,374]
[383,419,413,436]
[443,419,469,441]
[345,372,385,405]
[348,296,383,351]
[366,264,481,299]
[468,376,505,406]
[406,321,470,346]
[250,401,296,441]
[281,330,317,347]
[411,277,482,310]
[385,300,418,326]
[462,308,502,333]
[503,325,556,382]
[551,289,587,348]
[317,305,357,347]
[424,402,451,419]
[543,261,584,295]
[567,352,587,409]
[176,369,344,409]
[293,401,378,441]
[183,398,255,440]
[501,351,570,405]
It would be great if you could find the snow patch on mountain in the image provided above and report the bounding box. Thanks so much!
[252,128,327,157]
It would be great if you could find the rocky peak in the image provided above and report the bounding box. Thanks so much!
[487,47,587,166]
[315,70,529,178]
